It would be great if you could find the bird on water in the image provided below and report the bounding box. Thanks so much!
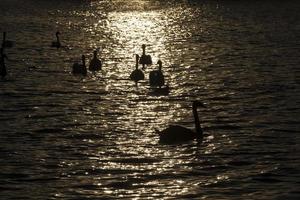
[51,31,61,48]
[149,60,165,88]
[89,50,102,71]
[2,32,14,48]
[130,54,145,84]
[0,48,8,78]
[157,101,205,144]
[139,44,152,69]
[72,55,87,76]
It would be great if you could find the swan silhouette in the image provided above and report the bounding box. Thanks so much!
[149,60,165,88]
[0,48,8,78]
[2,32,14,48]
[157,101,205,144]
[139,44,152,69]
[51,31,61,48]
[89,50,102,71]
[72,55,87,76]
[130,54,144,83]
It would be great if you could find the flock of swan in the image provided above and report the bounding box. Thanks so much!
[0,31,205,144]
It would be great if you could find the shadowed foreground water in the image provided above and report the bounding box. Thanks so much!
[0,0,300,199]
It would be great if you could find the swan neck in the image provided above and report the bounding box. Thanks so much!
[135,55,139,69]
[56,34,60,43]
[142,47,145,55]
[193,105,202,135]
[82,56,86,66]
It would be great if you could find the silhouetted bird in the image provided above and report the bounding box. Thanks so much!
[51,31,61,48]
[0,48,8,78]
[157,101,205,144]
[89,50,102,71]
[72,55,87,76]
[130,54,144,84]
[2,32,14,48]
[139,44,152,69]
[149,60,165,88]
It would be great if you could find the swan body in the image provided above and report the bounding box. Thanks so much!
[89,50,102,71]
[149,60,165,87]
[158,101,205,144]
[72,55,87,76]
[0,48,7,78]
[139,44,152,68]
[2,32,14,48]
[51,31,61,48]
[130,54,144,83]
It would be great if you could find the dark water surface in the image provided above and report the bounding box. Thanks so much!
[0,0,300,199]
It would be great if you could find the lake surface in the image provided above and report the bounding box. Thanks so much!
[0,0,299,199]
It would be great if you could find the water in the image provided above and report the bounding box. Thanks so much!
[0,0,300,199]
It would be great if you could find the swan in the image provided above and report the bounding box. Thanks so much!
[139,44,152,69]
[157,101,205,144]
[0,48,8,78]
[149,60,165,88]
[89,50,102,71]
[130,54,144,83]
[2,32,14,48]
[51,31,61,48]
[72,55,87,75]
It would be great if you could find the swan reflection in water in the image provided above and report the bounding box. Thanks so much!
[157,101,205,144]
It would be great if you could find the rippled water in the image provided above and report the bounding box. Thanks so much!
[0,0,300,199]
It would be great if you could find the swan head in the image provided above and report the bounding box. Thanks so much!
[93,50,97,57]
[56,31,60,36]
[142,44,146,49]
[192,100,205,108]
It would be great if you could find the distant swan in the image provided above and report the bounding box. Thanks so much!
[2,32,14,48]
[149,60,165,88]
[51,31,61,48]
[89,50,102,71]
[157,101,205,144]
[130,54,144,83]
[0,48,8,78]
[72,55,87,75]
[139,44,152,69]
